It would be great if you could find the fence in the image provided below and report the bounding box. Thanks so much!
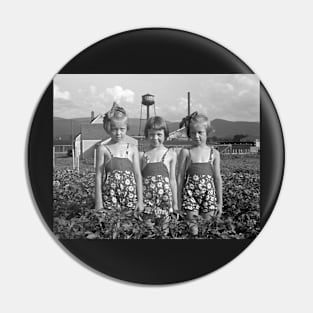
[54,145,72,153]
[53,142,259,170]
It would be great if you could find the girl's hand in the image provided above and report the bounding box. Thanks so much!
[136,201,144,213]
[216,202,223,218]
[95,202,104,211]
[172,204,179,213]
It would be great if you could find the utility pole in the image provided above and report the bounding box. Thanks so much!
[187,91,190,117]
[187,92,191,142]
[71,119,73,144]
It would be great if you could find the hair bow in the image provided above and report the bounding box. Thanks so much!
[104,102,126,119]
[179,111,198,128]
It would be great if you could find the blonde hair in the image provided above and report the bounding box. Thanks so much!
[186,112,214,137]
[103,105,128,132]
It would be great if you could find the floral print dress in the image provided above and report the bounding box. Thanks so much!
[182,147,217,214]
[142,149,173,220]
[102,144,137,210]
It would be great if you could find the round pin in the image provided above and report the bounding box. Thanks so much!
[28,28,284,284]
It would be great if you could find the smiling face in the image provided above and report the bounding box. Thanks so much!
[189,122,208,146]
[109,118,127,143]
[147,128,165,148]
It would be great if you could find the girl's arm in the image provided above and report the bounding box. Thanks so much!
[213,149,223,217]
[132,145,144,212]
[169,150,178,212]
[177,148,188,211]
[139,151,145,171]
[95,144,106,210]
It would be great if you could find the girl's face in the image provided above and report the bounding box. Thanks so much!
[109,118,127,142]
[189,122,207,146]
[147,128,165,147]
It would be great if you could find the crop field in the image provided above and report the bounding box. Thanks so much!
[53,154,260,239]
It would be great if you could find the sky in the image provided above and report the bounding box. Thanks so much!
[53,74,259,122]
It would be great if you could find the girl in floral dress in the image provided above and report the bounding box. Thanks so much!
[141,116,178,233]
[95,106,143,213]
[177,112,223,236]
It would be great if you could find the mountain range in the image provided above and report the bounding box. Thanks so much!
[53,116,259,144]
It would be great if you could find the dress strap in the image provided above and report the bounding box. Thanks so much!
[125,143,130,156]
[161,149,169,163]
[188,148,193,163]
[143,151,150,163]
[104,145,113,158]
[208,147,214,163]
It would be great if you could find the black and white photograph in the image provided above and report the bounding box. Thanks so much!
[53,74,260,239]
[5,0,313,310]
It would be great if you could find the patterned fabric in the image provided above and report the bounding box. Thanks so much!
[182,148,217,214]
[142,150,173,219]
[102,144,137,210]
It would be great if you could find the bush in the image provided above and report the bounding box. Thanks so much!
[53,155,260,239]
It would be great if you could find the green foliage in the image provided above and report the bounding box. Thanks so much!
[233,134,248,142]
[53,155,260,239]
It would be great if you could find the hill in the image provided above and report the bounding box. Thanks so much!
[211,119,259,139]
[53,116,259,144]
[53,118,91,144]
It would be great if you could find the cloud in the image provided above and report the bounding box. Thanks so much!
[195,75,259,121]
[54,84,71,100]
[89,85,97,96]
[153,97,190,121]
[54,84,137,118]
[238,89,249,97]
[225,83,234,92]
[53,98,82,118]
[234,74,258,87]
[178,97,188,107]
[53,74,259,121]
[105,85,135,103]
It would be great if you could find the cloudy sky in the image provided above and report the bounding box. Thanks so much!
[54,74,259,122]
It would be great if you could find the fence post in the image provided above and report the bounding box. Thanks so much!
[94,148,97,168]
[72,148,75,169]
[76,152,79,172]
[53,146,55,168]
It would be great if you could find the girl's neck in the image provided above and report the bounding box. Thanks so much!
[148,144,165,151]
[192,143,209,149]
[109,138,127,145]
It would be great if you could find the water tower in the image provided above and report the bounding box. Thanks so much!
[138,93,156,135]
[142,94,155,120]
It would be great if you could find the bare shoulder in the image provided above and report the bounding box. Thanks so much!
[168,148,177,161]
[128,143,139,156]
[212,148,220,160]
[98,144,111,159]
[96,142,106,153]
[179,147,189,158]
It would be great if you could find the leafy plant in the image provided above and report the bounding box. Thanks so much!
[53,155,260,239]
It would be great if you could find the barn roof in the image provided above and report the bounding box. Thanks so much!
[168,127,187,140]
[81,124,109,140]
[80,124,138,146]
[90,114,104,124]
[80,120,181,141]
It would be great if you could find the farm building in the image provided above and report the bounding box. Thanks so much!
[167,127,188,141]
[166,127,260,154]
[74,113,137,159]
[219,139,260,154]
[72,111,260,158]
